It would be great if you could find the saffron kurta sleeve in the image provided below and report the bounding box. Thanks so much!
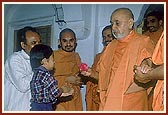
[152,32,164,111]
[53,49,83,111]
[97,30,155,111]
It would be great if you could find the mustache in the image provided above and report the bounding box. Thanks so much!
[102,40,112,46]
[65,45,73,48]
[104,40,112,43]
[112,30,119,36]
[148,26,156,29]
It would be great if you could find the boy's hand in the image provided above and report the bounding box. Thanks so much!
[60,85,74,97]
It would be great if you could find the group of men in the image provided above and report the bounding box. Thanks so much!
[4,7,164,111]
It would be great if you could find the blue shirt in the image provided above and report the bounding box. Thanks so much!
[30,66,60,104]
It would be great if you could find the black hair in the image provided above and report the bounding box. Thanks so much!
[143,10,164,32]
[59,28,76,40]
[102,25,112,37]
[58,28,77,51]
[30,44,53,70]
[145,10,164,21]
[17,26,40,51]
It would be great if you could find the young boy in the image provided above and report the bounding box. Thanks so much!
[29,44,73,111]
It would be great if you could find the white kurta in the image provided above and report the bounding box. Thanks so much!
[4,50,33,111]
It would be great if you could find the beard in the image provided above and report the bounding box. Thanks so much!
[148,26,158,32]
[112,32,125,40]
[103,40,112,46]
[62,46,75,52]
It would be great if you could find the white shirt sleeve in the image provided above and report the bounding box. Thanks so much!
[5,52,33,93]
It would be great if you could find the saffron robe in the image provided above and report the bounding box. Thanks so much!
[97,30,155,111]
[53,49,83,111]
[144,27,163,46]
[85,53,101,111]
[144,27,163,111]
[152,32,164,111]
[85,47,107,111]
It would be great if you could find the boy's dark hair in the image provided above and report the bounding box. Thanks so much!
[30,44,53,70]
[17,26,40,51]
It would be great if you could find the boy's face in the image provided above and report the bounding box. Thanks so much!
[46,54,55,71]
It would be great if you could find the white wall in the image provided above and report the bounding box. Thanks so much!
[3,3,149,111]
[4,3,147,65]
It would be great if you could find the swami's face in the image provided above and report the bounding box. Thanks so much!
[60,32,76,52]
[110,10,133,40]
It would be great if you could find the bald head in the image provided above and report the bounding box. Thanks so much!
[110,8,134,39]
[112,8,134,20]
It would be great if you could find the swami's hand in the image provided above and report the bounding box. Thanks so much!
[133,65,152,83]
[140,58,152,67]
[80,68,92,77]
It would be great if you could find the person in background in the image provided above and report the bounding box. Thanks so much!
[81,8,155,111]
[142,10,164,110]
[53,28,83,111]
[134,32,164,111]
[102,25,114,46]
[4,26,41,111]
[29,44,73,111]
[143,10,164,46]
[85,25,115,111]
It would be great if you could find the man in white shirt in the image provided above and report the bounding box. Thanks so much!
[4,26,41,111]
